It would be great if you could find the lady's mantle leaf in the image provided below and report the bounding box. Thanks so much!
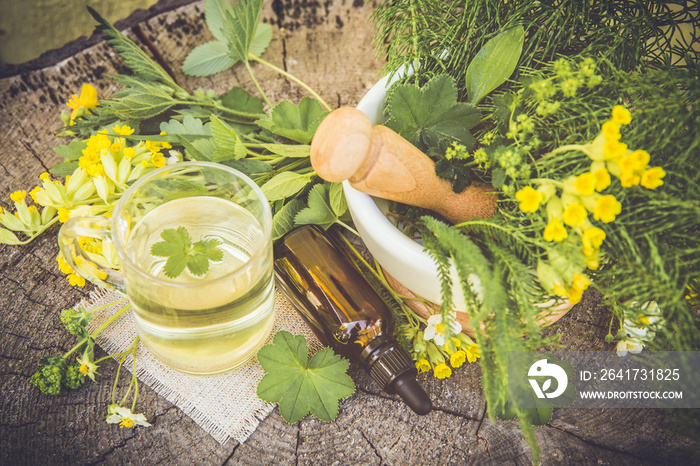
[385,75,479,149]
[272,198,305,241]
[295,183,343,230]
[465,25,525,105]
[257,331,355,423]
[150,227,223,278]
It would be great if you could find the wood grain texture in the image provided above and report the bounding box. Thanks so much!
[0,1,697,465]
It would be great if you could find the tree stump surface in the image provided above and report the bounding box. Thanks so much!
[0,1,697,464]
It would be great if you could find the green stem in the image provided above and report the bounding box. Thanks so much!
[177,99,263,120]
[17,217,60,245]
[244,61,273,108]
[249,54,332,111]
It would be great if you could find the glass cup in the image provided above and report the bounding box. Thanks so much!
[59,162,275,375]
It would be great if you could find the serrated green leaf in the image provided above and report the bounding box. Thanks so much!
[272,198,305,241]
[328,182,347,217]
[160,115,211,136]
[210,116,247,161]
[250,22,273,57]
[151,227,223,279]
[221,159,273,178]
[182,40,236,77]
[260,144,311,158]
[53,139,87,161]
[204,0,231,42]
[465,26,525,105]
[261,171,313,201]
[295,184,337,230]
[221,87,264,115]
[385,75,480,149]
[257,331,354,423]
[87,7,180,91]
[220,0,265,63]
[256,98,326,144]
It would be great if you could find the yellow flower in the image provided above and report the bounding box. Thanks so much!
[29,186,42,203]
[619,169,640,188]
[593,195,622,223]
[66,84,99,122]
[584,251,600,271]
[10,190,26,202]
[553,283,569,298]
[449,350,467,368]
[611,105,631,125]
[150,153,166,168]
[603,140,627,160]
[113,124,135,136]
[544,218,567,242]
[515,186,542,213]
[415,358,431,372]
[582,227,606,250]
[57,208,71,223]
[68,272,86,287]
[39,172,51,181]
[562,203,587,227]
[629,150,650,170]
[571,273,591,293]
[122,147,136,160]
[434,362,452,379]
[592,168,611,191]
[87,164,106,178]
[640,167,665,189]
[574,172,597,196]
[110,142,123,153]
[465,344,480,363]
[601,120,620,141]
[159,131,172,149]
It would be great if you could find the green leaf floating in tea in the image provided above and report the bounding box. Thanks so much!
[150,227,224,279]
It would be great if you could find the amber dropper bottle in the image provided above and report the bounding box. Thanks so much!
[274,225,432,415]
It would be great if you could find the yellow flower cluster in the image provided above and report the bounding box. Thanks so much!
[1,91,183,287]
[414,331,480,380]
[64,83,99,125]
[515,106,665,304]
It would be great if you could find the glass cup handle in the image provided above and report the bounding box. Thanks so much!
[58,216,125,292]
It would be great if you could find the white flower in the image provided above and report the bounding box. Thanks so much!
[623,301,663,342]
[424,313,462,346]
[616,338,643,357]
[106,405,151,428]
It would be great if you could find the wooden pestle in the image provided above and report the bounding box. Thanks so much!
[310,107,497,224]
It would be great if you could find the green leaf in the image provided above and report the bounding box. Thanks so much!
[50,161,79,177]
[260,144,311,158]
[261,171,313,201]
[103,75,177,120]
[465,26,525,105]
[182,40,236,77]
[160,115,211,137]
[204,0,231,42]
[220,159,273,178]
[250,22,273,57]
[210,116,247,161]
[328,182,347,217]
[256,98,327,144]
[272,198,305,241]
[151,227,224,279]
[220,0,265,63]
[257,331,355,423]
[385,75,480,149]
[221,87,264,115]
[87,7,180,91]
[295,183,338,230]
[53,139,87,161]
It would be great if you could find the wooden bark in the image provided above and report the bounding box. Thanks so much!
[0,1,697,464]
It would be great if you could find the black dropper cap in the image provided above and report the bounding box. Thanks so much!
[361,335,432,415]
[274,225,432,415]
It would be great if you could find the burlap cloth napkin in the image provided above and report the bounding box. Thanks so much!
[84,288,321,444]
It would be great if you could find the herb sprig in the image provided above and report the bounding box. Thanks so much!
[150,227,224,279]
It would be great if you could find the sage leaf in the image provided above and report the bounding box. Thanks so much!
[182,40,235,77]
[261,172,313,201]
[465,25,525,105]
